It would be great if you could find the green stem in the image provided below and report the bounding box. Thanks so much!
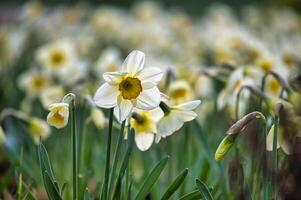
[108,120,126,199]
[102,108,114,200]
[272,116,279,199]
[71,98,78,200]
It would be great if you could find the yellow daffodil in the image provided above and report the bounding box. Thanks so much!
[155,100,201,143]
[91,108,106,129]
[94,50,163,122]
[28,118,51,144]
[130,108,164,151]
[46,103,69,128]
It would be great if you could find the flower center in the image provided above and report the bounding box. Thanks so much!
[131,112,155,133]
[269,78,281,93]
[169,88,187,99]
[49,50,66,67]
[53,111,64,123]
[119,77,142,100]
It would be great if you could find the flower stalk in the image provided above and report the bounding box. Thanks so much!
[102,108,114,200]
[63,93,78,200]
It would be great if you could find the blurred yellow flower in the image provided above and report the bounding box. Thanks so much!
[46,103,69,128]
[28,118,51,144]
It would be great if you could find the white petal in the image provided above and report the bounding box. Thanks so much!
[148,108,164,122]
[94,83,119,108]
[137,67,163,88]
[135,132,154,151]
[115,98,133,123]
[157,113,184,137]
[173,100,201,111]
[266,125,280,151]
[136,87,161,110]
[155,134,161,144]
[175,110,197,122]
[103,72,126,85]
[122,50,145,76]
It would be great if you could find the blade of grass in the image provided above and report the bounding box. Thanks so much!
[43,171,62,200]
[178,190,202,200]
[101,108,114,200]
[134,156,169,200]
[195,179,214,200]
[108,120,126,199]
[161,168,188,200]
[112,128,135,199]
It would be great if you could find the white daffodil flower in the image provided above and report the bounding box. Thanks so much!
[94,50,163,123]
[46,102,69,128]
[155,100,201,143]
[130,108,164,151]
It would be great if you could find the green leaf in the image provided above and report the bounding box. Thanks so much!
[43,171,62,200]
[37,143,60,199]
[195,179,214,200]
[60,182,68,197]
[134,156,169,200]
[38,143,55,181]
[161,168,189,200]
[25,192,37,200]
[178,190,202,200]
[112,128,135,199]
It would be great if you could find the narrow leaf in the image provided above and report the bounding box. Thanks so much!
[195,179,214,200]
[43,171,62,200]
[134,156,169,200]
[178,190,202,200]
[161,168,189,200]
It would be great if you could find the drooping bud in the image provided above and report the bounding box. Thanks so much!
[215,134,237,161]
[226,112,264,135]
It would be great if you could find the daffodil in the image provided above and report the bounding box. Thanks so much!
[130,108,164,151]
[167,80,195,105]
[94,50,163,122]
[46,103,69,128]
[37,39,76,71]
[155,100,201,143]
[18,70,50,98]
[28,118,51,143]
[40,86,65,108]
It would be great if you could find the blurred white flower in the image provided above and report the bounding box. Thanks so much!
[18,70,50,98]
[156,100,201,143]
[167,80,195,105]
[94,50,163,122]
[95,47,122,74]
[40,85,65,108]
[28,117,51,143]
[91,108,106,129]
[130,108,164,151]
